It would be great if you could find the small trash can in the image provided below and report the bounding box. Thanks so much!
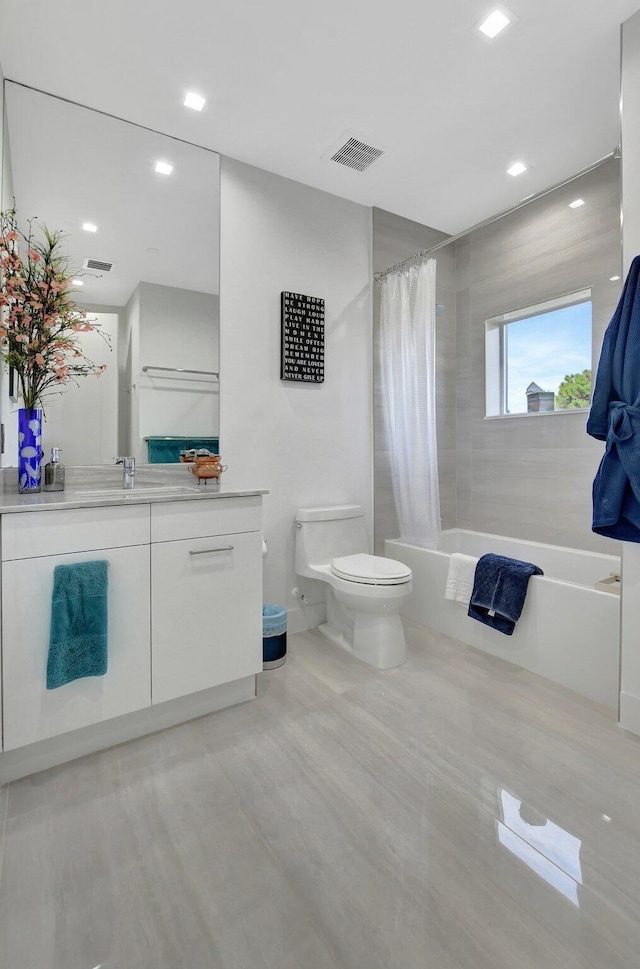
[263,604,287,670]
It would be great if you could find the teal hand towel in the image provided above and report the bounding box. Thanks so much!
[47,560,109,690]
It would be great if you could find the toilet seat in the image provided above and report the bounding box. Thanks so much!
[330,553,412,586]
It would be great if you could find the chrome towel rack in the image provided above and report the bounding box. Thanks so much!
[142,365,219,378]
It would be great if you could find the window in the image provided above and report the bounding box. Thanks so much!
[485,290,592,417]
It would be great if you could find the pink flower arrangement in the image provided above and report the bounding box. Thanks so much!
[0,208,109,409]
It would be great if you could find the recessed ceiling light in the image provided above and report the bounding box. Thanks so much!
[610,275,621,281]
[82,222,97,232]
[479,9,511,39]
[507,161,528,177]
[154,161,173,175]
[569,199,585,208]
[184,91,206,111]
[72,278,84,286]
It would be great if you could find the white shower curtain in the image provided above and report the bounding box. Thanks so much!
[380,258,441,549]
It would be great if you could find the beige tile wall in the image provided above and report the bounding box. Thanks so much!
[373,157,622,556]
[455,157,622,554]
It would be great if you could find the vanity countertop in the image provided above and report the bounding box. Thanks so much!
[0,466,268,514]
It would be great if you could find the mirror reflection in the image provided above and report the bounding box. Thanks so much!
[1,81,220,466]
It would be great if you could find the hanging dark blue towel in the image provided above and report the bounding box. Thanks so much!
[47,560,109,689]
[468,554,543,636]
[588,255,640,542]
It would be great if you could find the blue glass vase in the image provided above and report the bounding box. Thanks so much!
[18,407,43,494]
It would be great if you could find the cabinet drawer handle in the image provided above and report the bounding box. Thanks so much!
[189,545,234,556]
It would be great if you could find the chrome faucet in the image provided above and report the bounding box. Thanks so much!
[115,455,136,489]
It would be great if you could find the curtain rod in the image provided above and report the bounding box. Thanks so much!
[374,147,621,281]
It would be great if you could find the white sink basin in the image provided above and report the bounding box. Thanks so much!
[75,485,198,498]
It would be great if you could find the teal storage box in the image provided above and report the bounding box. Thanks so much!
[263,604,287,670]
[145,436,219,463]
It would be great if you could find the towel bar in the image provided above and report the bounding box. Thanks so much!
[142,365,219,378]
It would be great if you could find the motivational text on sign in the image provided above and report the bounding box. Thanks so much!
[281,291,325,383]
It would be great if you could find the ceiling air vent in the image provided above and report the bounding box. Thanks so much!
[82,257,115,272]
[330,137,384,173]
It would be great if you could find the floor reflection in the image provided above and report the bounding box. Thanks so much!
[497,789,582,906]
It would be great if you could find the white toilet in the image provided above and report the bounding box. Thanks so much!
[295,505,412,669]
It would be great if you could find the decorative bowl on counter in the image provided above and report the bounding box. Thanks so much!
[188,451,228,483]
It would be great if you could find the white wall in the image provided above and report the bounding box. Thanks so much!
[220,158,373,632]
[622,12,640,269]
[121,285,140,457]
[137,282,218,373]
[0,58,20,467]
[123,281,219,461]
[0,58,4,191]
[619,10,640,734]
[41,313,118,465]
[137,282,219,456]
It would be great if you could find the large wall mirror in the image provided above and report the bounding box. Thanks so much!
[1,81,220,466]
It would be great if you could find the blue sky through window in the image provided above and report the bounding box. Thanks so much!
[505,301,592,413]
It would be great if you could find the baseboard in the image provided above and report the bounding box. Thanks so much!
[287,602,326,634]
[0,675,256,782]
[619,691,640,736]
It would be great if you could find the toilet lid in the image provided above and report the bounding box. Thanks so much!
[331,553,412,585]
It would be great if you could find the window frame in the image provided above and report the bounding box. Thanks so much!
[484,288,592,419]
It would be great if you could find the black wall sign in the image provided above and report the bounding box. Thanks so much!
[281,291,325,383]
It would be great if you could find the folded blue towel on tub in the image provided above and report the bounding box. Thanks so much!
[468,553,543,636]
[47,560,109,689]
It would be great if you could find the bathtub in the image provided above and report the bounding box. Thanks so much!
[386,529,621,708]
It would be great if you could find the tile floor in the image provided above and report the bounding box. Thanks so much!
[1,621,639,968]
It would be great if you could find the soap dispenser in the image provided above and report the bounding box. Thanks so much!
[44,447,65,492]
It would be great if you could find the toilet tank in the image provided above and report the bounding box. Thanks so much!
[295,505,369,577]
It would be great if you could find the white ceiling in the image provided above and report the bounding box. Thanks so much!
[4,83,219,307]
[0,0,638,235]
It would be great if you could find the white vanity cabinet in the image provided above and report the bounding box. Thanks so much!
[150,497,263,704]
[1,506,151,750]
[0,490,265,773]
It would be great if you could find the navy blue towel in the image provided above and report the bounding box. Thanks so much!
[468,554,543,636]
[47,560,109,689]
[587,255,640,542]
